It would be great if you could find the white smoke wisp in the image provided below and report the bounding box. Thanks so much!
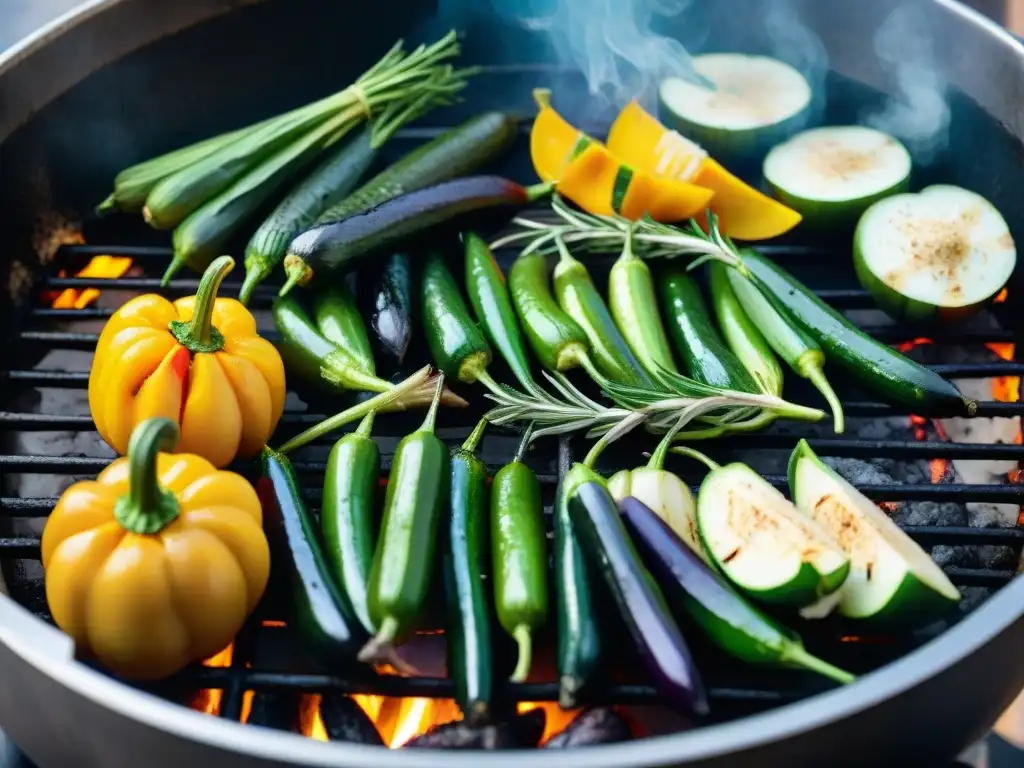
[861,3,951,163]
[763,0,829,95]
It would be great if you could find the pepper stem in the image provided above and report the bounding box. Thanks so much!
[647,429,674,471]
[804,365,845,435]
[513,422,535,463]
[168,255,233,354]
[670,445,721,472]
[113,418,181,535]
[553,236,578,266]
[510,625,533,683]
[96,195,117,215]
[416,373,445,435]
[277,366,431,453]
[356,616,419,675]
[354,410,376,439]
[238,262,268,307]
[783,644,856,685]
[461,417,489,454]
[524,181,556,202]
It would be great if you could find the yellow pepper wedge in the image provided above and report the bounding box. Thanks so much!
[529,89,713,222]
[88,255,286,468]
[608,100,802,240]
[42,418,270,680]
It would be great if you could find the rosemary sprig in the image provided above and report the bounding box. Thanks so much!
[484,371,825,446]
[490,195,750,277]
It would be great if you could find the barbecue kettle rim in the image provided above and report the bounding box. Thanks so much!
[2,0,1024,765]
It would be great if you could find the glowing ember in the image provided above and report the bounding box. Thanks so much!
[299,695,328,742]
[49,254,133,308]
[518,702,580,744]
[191,644,234,716]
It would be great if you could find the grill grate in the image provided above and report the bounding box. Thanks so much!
[2,237,1023,733]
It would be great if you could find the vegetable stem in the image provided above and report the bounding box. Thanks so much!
[356,616,418,675]
[805,365,846,435]
[670,445,721,472]
[512,422,535,463]
[113,418,181,535]
[461,417,489,453]
[354,410,376,439]
[279,269,306,298]
[510,624,533,683]
[168,255,233,353]
[277,366,431,453]
[783,645,856,685]
[417,373,445,434]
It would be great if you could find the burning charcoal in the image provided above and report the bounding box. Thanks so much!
[544,708,632,748]
[319,694,384,745]
[403,709,545,749]
[246,691,303,732]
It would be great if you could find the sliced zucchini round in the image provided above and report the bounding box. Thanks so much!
[853,184,1016,324]
[788,439,961,626]
[659,54,811,174]
[696,463,849,608]
[762,126,911,231]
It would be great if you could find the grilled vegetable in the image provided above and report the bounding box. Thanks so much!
[97,118,275,214]
[659,54,811,173]
[140,32,467,230]
[319,694,385,744]
[41,418,269,680]
[568,469,708,716]
[853,185,1016,323]
[553,240,654,388]
[239,126,376,304]
[554,455,604,710]
[788,439,961,625]
[361,379,449,666]
[764,126,911,231]
[260,445,367,663]
[272,295,462,409]
[608,237,677,377]
[707,261,783,397]
[544,709,632,748]
[88,256,285,469]
[404,710,546,749]
[161,113,351,284]
[445,418,494,725]
[283,176,551,292]
[491,428,548,683]
[316,111,519,225]
[741,249,977,417]
[422,250,493,385]
[508,251,591,374]
[364,252,413,369]
[464,232,544,395]
[246,692,303,732]
[618,495,855,683]
[726,258,844,433]
[314,284,376,377]
[682,448,849,608]
[608,432,704,561]
[659,267,758,392]
[321,412,380,635]
[606,99,802,240]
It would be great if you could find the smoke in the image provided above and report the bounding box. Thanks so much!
[763,0,829,97]
[484,0,701,118]
[861,3,950,163]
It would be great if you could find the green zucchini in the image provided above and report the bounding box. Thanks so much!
[742,250,977,417]
[788,439,961,626]
[853,185,1016,323]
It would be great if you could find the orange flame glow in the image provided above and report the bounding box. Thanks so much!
[49,254,133,308]
[191,644,234,716]
[517,701,580,744]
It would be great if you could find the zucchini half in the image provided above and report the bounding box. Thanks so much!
[659,54,811,173]
[763,126,911,231]
[788,439,961,626]
[853,185,1016,324]
[696,463,849,608]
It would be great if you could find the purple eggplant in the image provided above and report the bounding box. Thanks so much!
[567,473,708,716]
[618,496,854,685]
[282,176,551,293]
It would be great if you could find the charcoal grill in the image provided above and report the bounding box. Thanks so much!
[3,0,1024,765]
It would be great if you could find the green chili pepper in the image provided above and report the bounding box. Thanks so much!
[552,240,653,389]
[360,377,450,668]
[444,417,494,725]
[491,426,548,683]
[608,236,677,377]
[313,284,376,378]
[321,411,380,635]
[508,251,596,376]
[259,446,367,663]
[464,232,545,397]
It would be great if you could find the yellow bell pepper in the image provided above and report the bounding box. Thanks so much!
[529,89,713,222]
[607,100,802,240]
[42,418,270,680]
[88,255,286,468]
